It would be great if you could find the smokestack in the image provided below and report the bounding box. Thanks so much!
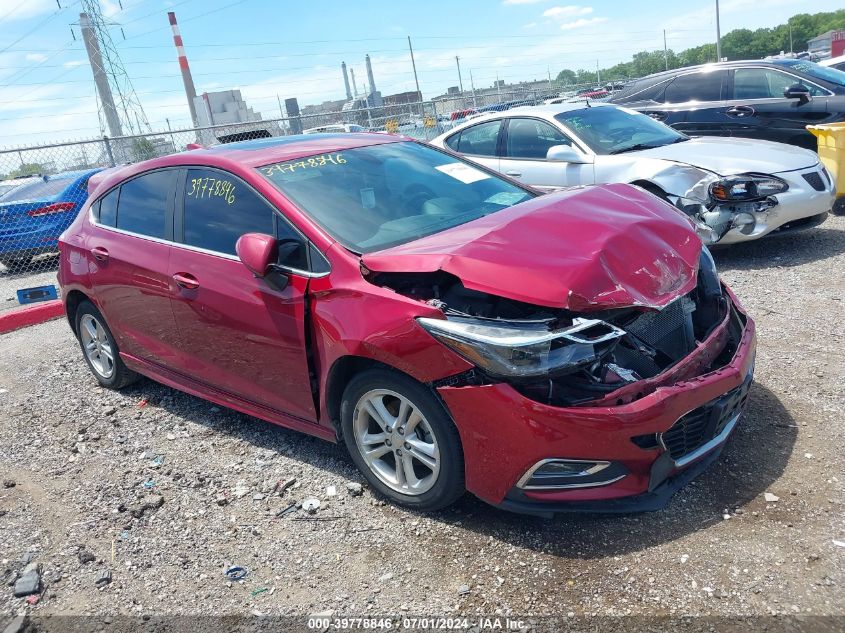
[341,62,352,100]
[168,11,199,127]
[350,68,358,97]
[365,53,376,94]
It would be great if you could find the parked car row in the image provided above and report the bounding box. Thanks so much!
[430,103,835,244]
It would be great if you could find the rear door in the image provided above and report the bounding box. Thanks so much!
[727,67,831,147]
[657,69,732,136]
[442,119,502,173]
[167,167,318,421]
[87,169,183,367]
[498,117,593,190]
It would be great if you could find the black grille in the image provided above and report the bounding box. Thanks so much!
[661,375,752,461]
[802,171,825,192]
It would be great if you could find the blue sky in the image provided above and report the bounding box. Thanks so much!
[0,0,840,145]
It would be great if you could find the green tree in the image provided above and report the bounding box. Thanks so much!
[130,138,157,161]
[8,163,44,178]
[555,68,577,85]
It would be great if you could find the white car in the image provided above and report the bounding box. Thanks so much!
[821,54,845,72]
[429,104,835,244]
[303,123,366,134]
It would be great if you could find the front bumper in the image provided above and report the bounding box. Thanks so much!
[717,164,834,244]
[437,287,756,514]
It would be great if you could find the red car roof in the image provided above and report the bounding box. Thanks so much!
[179,133,402,168]
[88,133,405,200]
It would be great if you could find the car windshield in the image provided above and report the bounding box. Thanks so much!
[555,106,687,155]
[259,141,534,253]
[774,59,845,87]
[0,177,71,201]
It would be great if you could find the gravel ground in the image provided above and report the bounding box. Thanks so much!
[0,217,843,622]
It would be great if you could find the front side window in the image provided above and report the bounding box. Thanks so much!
[663,70,727,103]
[258,141,533,253]
[733,68,826,99]
[115,170,175,238]
[448,120,501,156]
[183,169,275,256]
[556,106,687,155]
[504,118,572,159]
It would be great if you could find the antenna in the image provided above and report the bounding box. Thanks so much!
[78,0,151,142]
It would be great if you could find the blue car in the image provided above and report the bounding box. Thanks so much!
[0,168,102,270]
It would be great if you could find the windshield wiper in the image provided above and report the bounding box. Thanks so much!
[608,143,661,154]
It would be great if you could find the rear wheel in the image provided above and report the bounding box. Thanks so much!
[340,368,465,511]
[75,301,139,389]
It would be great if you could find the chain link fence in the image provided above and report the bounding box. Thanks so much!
[0,82,609,308]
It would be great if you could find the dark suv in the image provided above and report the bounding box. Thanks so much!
[609,60,845,150]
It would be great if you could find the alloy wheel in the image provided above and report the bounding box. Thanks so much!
[352,389,441,495]
[79,313,115,379]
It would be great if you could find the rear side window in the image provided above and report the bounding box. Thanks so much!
[98,188,119,227]
[115,170,174,238]
[183,169,275,256]
[663,71,727,103]
[450,120,501,156]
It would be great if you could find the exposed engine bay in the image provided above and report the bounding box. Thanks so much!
[368,250,740,407]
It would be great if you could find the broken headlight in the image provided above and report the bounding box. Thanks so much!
[417,316,625,380]
[710,174,787,202]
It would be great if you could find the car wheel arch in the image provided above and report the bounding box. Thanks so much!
[630,179,670,201]
[64,289,92,335]
[324,355,452,439]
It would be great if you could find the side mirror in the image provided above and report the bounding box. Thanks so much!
[236,232,277,278]
[784,83,811,102]
[546,144,591,164]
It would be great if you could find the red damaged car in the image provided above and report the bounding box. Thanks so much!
[58,134,756,516]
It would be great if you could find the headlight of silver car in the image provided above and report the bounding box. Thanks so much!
[709,174,788,202]
[416,316,625,380]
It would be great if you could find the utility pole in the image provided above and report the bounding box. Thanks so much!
[408,36,421,101]
[455,56,464,93]
[663,29,669,70]
[715,0,722,61]
[547,66,552,92]
[277,94,285,119]
[788,20,794,53]
[469,69,477,108]
[596,60,601,87]
[80,12,123,139]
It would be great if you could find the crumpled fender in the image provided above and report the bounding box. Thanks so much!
[362,183,702,312]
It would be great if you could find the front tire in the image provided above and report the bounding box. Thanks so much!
[340,368,465,511]
[75,301,139,389]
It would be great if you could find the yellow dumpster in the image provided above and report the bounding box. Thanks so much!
[807,122,845,214]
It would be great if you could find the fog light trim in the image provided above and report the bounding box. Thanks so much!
[516,458,627,490]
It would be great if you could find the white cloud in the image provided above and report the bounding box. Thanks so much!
[523,22,539,29]
[63,60,87,69]
[25,53,48,63]
[543,6,593,18]
[502,0,550,5]
[560,16,608,30]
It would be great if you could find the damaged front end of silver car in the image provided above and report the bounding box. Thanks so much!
[668,173,787,245]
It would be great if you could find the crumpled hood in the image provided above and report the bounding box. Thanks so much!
[362,183,702,312]
[634,136,818,176]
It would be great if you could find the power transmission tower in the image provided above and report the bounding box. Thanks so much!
[78,0,150,141]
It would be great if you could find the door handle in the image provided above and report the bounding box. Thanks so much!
[90,246,109,262]
[505,171,522,177]
[726,105,755,117]
[172,272,200,290]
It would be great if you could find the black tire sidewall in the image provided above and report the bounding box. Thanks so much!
[340,368,465,511]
